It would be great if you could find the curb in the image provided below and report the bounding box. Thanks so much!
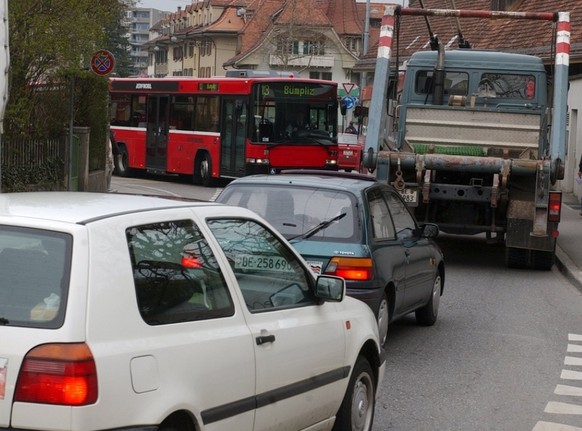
[555,245,582,293]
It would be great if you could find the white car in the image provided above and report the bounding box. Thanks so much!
[0,192,385,431]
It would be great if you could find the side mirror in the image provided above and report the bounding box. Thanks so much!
[315,275,345,302]
[419,223,439,239]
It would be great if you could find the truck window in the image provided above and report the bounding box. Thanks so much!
[477,73,536,99]
[414,71,468,96]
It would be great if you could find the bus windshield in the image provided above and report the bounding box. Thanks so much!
[251,82,337,145]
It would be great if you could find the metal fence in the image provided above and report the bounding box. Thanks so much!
[0,136,67,191]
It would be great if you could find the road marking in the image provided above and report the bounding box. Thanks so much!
[209,188,223,202]
[565,356,582,366]
[533,421,582,430]
[570,334,582,341]
[545,401,582,415]
[562,370,582,380]
[568,344,582,353]
[555,384,582,396]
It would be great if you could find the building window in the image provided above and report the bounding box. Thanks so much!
[309,72,333,81]
[303,41,325,56]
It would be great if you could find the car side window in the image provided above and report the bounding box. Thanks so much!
[384,191,417,238]
[126,220,235,325]
[367,188,396,240]
[207,218,317,312]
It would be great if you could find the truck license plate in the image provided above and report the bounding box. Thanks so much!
[399,188,418,206]
[343,150,353,156]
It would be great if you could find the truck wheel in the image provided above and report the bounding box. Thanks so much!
[415,272,442,326]
[506,247,528,269]
[333,356,375,431]
[115,146,132,178]
[532,250,554,271]
[193,152,214,187]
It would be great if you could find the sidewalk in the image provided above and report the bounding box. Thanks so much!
[555,193,582,292]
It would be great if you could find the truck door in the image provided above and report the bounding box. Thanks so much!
[145,95,169,173]
[220,97,247,177]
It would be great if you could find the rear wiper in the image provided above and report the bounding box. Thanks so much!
[0,317,9,325]
[289,212,346,242]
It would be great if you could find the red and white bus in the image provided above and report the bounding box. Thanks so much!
[109,72,339,186]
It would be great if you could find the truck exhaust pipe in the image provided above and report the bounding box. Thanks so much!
[432,44,445,105]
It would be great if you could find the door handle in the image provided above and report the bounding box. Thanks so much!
[256,334,276,345]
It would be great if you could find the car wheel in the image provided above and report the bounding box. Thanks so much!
[415,272,442,326]
[377,293,389,346]
[333,356,375,431]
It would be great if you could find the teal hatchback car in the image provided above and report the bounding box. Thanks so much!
[216,170,445,345]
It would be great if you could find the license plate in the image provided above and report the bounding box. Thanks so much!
[343,150,353,156]
[399,188,418,206]
[235,254,293,272]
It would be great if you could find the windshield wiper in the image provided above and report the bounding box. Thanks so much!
[0,317,9,325]
[289,212,346,242]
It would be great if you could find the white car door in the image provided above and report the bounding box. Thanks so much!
[86,215,257,431]
[207,218,348,431]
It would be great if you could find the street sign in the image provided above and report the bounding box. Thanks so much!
[342,96,355,110]
[90,50,115,76]
[343,82,355,95]
[338,83,360,98]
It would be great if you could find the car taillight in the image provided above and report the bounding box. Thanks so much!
[15,343,98,406]
[325,257,373,281]
[548,191,562,223]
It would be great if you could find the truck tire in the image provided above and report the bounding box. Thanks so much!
[506,247,528,269]
[415,272,442,326]
[333,356,375,431]
[532,250,554,271]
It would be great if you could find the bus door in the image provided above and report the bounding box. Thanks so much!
[145,95,170,173]
[220,97,247,177]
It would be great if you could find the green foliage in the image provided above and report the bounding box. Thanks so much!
[2,157,64,192]
[3,0,132,188]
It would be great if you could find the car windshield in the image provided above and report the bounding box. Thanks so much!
[218,185,359,243]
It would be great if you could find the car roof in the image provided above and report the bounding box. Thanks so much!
[225,171,381,192]
[0,192,216,225]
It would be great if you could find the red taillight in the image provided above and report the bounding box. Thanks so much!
[324,257,373,281]
[15,343,98,406]
[548,191,562,223]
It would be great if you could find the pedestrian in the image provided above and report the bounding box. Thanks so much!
[345,121,358,134]
[578,154,582,216]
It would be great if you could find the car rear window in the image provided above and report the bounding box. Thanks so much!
[218,185,359,243]
[0,226,71,328]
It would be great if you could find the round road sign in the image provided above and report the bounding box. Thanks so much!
[90,50,115,76]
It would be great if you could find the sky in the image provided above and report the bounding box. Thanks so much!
[136,0,407,13]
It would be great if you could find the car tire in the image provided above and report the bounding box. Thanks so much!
[377,293,389,347]
[333,356,375,431]
[415,272,442,326]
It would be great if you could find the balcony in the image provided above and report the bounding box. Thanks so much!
[269,54,334,68]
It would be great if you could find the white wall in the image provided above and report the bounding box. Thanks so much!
[560,76,582,200]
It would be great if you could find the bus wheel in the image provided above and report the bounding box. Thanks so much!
[194,152,214,187]
[115,146,132,178]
